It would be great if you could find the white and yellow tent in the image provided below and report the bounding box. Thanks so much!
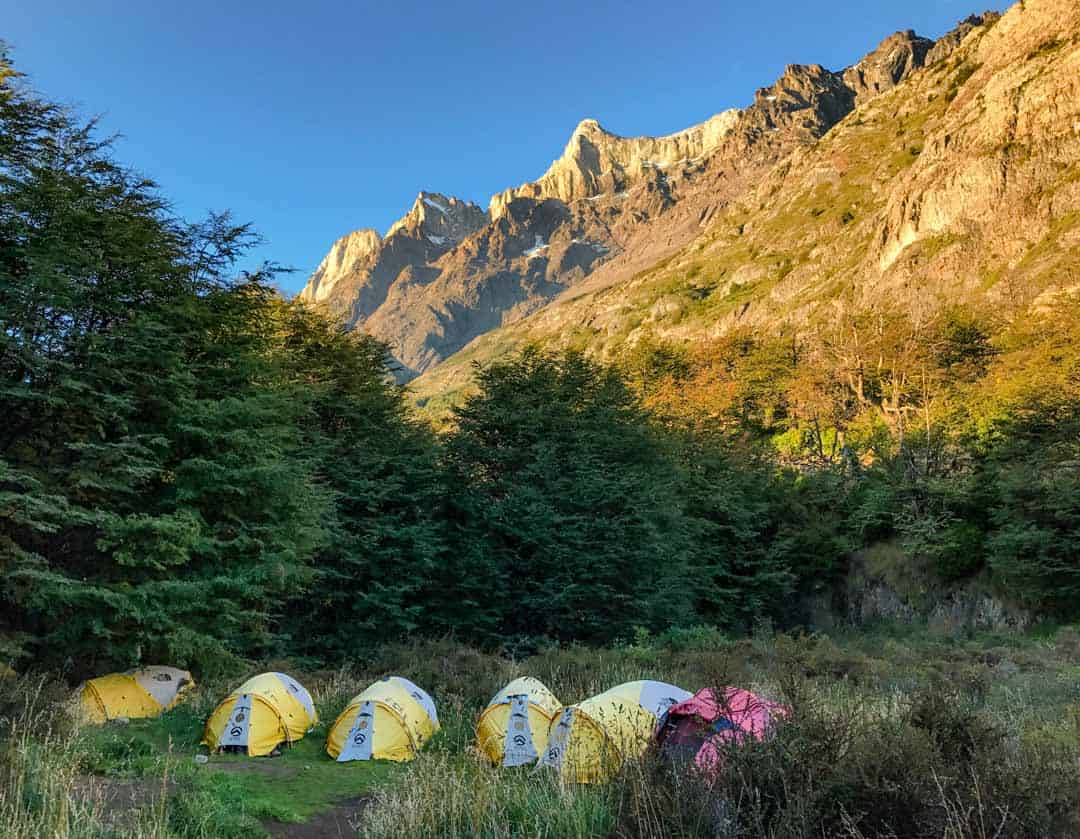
[476,676,562,767]
[203,672,317,756]
[537,680,692,783]
[326,676,438,763]
[79,666,195,724]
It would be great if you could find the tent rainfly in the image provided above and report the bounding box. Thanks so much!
[537,680,692,783]
[203,672,317,756]
[476,676,562,767]
[657,686,788,779]
[326,676,439,763]
[79,666,195,724]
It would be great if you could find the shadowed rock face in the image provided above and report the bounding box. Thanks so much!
[300,16,985,380]
[842,30,935,106]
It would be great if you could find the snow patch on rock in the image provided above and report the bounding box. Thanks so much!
[423,196,449,214]
[525,235,549,258]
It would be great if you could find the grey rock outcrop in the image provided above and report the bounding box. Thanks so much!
[925,12,1002,65]
[386,191,487,245]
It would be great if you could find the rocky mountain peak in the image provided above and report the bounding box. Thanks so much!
[842,29,935,105]
[489,110,741,217]
[571,117,606,137]
[411,0,1080,410]
[300,4,1053,389]
[300,228,382,303]
[385,191,488,247]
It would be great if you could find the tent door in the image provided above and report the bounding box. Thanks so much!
[217,693,253,750]
[537,707,574,772]
[338,700,375,762]
[503,694,537,767]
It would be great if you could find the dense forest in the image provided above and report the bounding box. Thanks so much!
[1,47,1077,680]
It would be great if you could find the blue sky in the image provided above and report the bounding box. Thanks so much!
[7,1,1001,293]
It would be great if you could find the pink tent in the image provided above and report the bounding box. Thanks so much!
[657,687,788,778]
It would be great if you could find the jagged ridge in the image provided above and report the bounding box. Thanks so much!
[300,11,1007,382]
[412,1,1078,416]
[488,110,741,217]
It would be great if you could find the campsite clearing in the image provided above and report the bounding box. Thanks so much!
[78,707,400,830]
[7,625,1079,837]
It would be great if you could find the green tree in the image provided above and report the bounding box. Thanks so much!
[674,433,798,630]
[0,56,326,673]
[987,458,1080,614]
[443,348,694,644]
[278,302,448,657]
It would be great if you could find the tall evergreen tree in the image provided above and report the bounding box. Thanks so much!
[0,55,326,673]
[278,302,448,657]
[443,348,695,644]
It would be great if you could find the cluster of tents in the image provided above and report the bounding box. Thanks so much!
[77,668,787,783]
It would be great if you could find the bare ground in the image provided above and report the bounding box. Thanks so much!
[261,796,371,839]
[70,775,173,830]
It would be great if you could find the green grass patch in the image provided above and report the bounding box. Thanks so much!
[195,737,400,823]
[78,695,404,832]
[918,231,965,261]
[945,62,981,102]
[1027,38,1065,60]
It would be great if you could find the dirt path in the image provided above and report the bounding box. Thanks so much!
[70,775,173,831]
[261,796,371,838]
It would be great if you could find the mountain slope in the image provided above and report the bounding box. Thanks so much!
[411,0,1079,415]
[300,22,960,379]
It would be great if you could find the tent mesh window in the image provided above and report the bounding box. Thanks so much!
[658,715,733,766]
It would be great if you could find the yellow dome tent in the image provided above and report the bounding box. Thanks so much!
[537,680,692,783]
[326,676,439,763]
[79,666,195,724]
[476,676,562,767]
[203,672,317,756]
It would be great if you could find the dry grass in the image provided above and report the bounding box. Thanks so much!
[0,674,179,838]
[1,627,1078,838]
[353,630,1080,838]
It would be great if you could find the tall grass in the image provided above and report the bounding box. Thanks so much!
[355,632,1080,838]
[357,679,1080,838]
[2,628,1078,837]
[0,673,257,838]
[0,675,96,838]
[359,754,615,838]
